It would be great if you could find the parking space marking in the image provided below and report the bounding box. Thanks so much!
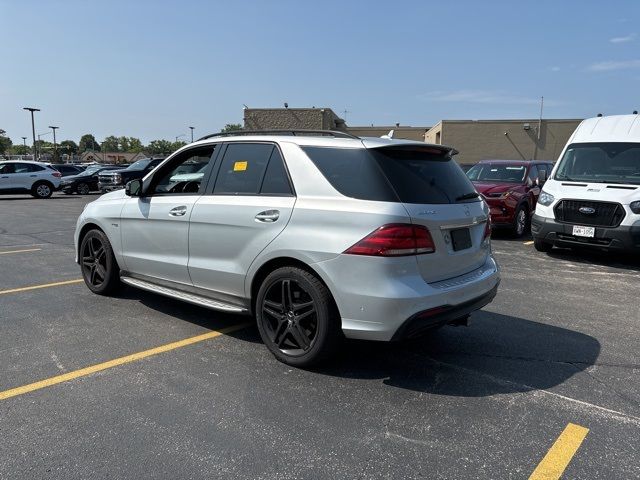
[0,323,250,401]
[0,248,42,255]
[529,423,589,480]
[0,279,83,296]
[523,240,534,245]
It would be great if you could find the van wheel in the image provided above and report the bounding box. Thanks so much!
[80,229,120,295]
[256,267,341,367]
[512,205,528,237]
[31,181,53,199]
[534,238,553,252]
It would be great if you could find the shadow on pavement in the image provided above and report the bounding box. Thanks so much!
[126,285,600,398]
[545,247,640,270]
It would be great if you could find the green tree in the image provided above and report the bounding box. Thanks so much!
[170,140,187,152]
[79,134,100,152]
[221,123,243,133]
[146,139,174,155]
[59,140,78,155]
[101,135,120,152]
[0,132,12,157]
[10,144,29,155]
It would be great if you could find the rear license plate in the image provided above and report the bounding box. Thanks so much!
[450,228,472,251]
[572,225,595,237]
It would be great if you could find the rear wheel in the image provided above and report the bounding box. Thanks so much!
[77,182,90,195]
[256,266,341,367]
[31,181,53,199]
[512,205,528,237]
[80,229,120,295]
[534,238,553,252]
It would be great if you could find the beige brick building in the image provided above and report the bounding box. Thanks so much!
[244,108,348,131]
[425,119,581,165]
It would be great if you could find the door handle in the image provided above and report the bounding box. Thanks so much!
[255,210,280,223]
[169,205,188,217]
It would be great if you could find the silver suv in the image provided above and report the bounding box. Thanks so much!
[75,130,500,366]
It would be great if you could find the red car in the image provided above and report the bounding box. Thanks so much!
[466,160,554,237]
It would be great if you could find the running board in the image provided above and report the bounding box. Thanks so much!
[120,276,247,313]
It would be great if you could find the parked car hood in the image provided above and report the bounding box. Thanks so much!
[473,182,521,196]
[63,172,98,181]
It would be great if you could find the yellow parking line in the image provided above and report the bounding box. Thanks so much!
[523,241,534,245]
[0,248,42,255]
[0,323,250,401]
[0,279,84,296]
[529,423,589,480]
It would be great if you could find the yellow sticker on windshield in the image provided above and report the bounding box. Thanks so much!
[233,161,248,172]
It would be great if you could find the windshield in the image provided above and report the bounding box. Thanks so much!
[83,166,103,175]
[554,142,640,185]
[125,159,151,170]
[466,164,527,183]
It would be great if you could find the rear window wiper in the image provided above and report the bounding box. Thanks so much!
[455,192,480,202]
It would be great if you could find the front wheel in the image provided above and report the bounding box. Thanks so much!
[256,267,341,367]
[77,182,91,195]
[80,229,121,295]
[512,205,529,237]
[534,238,553,252]
[31,181,53,199]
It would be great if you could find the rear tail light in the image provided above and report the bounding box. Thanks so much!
[483,216,492,241]
[344,224,435,257]
[52,171,62,178]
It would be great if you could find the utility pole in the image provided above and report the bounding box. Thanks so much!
[49,126,59,162]
[189,126,194,143]
[23,107,40,160]
[21,137,27,147]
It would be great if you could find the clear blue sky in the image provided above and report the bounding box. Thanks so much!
[1,0,639,144]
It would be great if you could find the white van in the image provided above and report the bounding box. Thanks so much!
[532,114,640,253]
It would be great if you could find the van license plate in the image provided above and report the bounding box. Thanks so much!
[572,225,595,237]
[451,228,472,251]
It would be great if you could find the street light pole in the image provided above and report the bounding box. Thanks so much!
[189,126,194,143]
[21,137,27,147]
[23,107,40,160]
[49,126,59,162]
[175,134,186,142]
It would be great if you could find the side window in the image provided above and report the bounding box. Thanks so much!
[14,163,33,173]
[0,163,16,174]
[214,143,274,195]
[260,148,293,196]
[537,164,547,181]
[151,146,215,195]
[29,164,45,172]
[527,165,539,184]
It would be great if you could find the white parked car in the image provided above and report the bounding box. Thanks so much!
[0,160,62,198]
[532,114,640,253]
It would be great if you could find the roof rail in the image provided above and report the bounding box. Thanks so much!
[197,129,360,141]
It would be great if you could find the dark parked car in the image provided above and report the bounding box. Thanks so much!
[59,165,122,195]
[48,164,83,177]
[466,160,553,237]
[98,158,163,193]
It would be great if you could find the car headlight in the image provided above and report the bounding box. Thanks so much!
[538,190,555,206]
[113,173,122,184]
[630,200,640,214]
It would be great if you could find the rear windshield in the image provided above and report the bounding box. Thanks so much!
[302,145,478,204]
[554,142,640,185]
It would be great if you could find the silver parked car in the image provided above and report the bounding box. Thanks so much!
[75,130,500,366]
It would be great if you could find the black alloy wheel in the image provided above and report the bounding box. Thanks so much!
[77,182,90,195]
[256,267,340,367]
[80,229,120,295]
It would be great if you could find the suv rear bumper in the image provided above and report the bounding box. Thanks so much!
[531,213,640,252]
[315,254,500,341]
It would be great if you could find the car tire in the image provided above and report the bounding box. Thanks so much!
[30,181,53,199]
[511,205,529,237]
[256,266,341,367]
[534,238,553,252]
[77,183,90,195]
[79,229,121,295]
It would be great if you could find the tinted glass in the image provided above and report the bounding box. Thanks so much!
[14,163,42,173]
[260,148,293,195]
[301,146,397,202]
[554,142,640,185]
[372,146,479,204]
[126,159,151,170]
[466,164,527,183]
[214,143,274,195]
[153,147,215,195]
[528,165,539,183]
[0,163,16,174]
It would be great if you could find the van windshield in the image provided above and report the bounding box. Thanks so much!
[554,142,640,185]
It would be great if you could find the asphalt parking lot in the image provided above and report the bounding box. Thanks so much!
[1,193,639,479]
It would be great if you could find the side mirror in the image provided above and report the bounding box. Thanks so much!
[125,179,142,197]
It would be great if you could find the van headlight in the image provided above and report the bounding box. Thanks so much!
[538,190,555,206]
[630,200,640,214]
